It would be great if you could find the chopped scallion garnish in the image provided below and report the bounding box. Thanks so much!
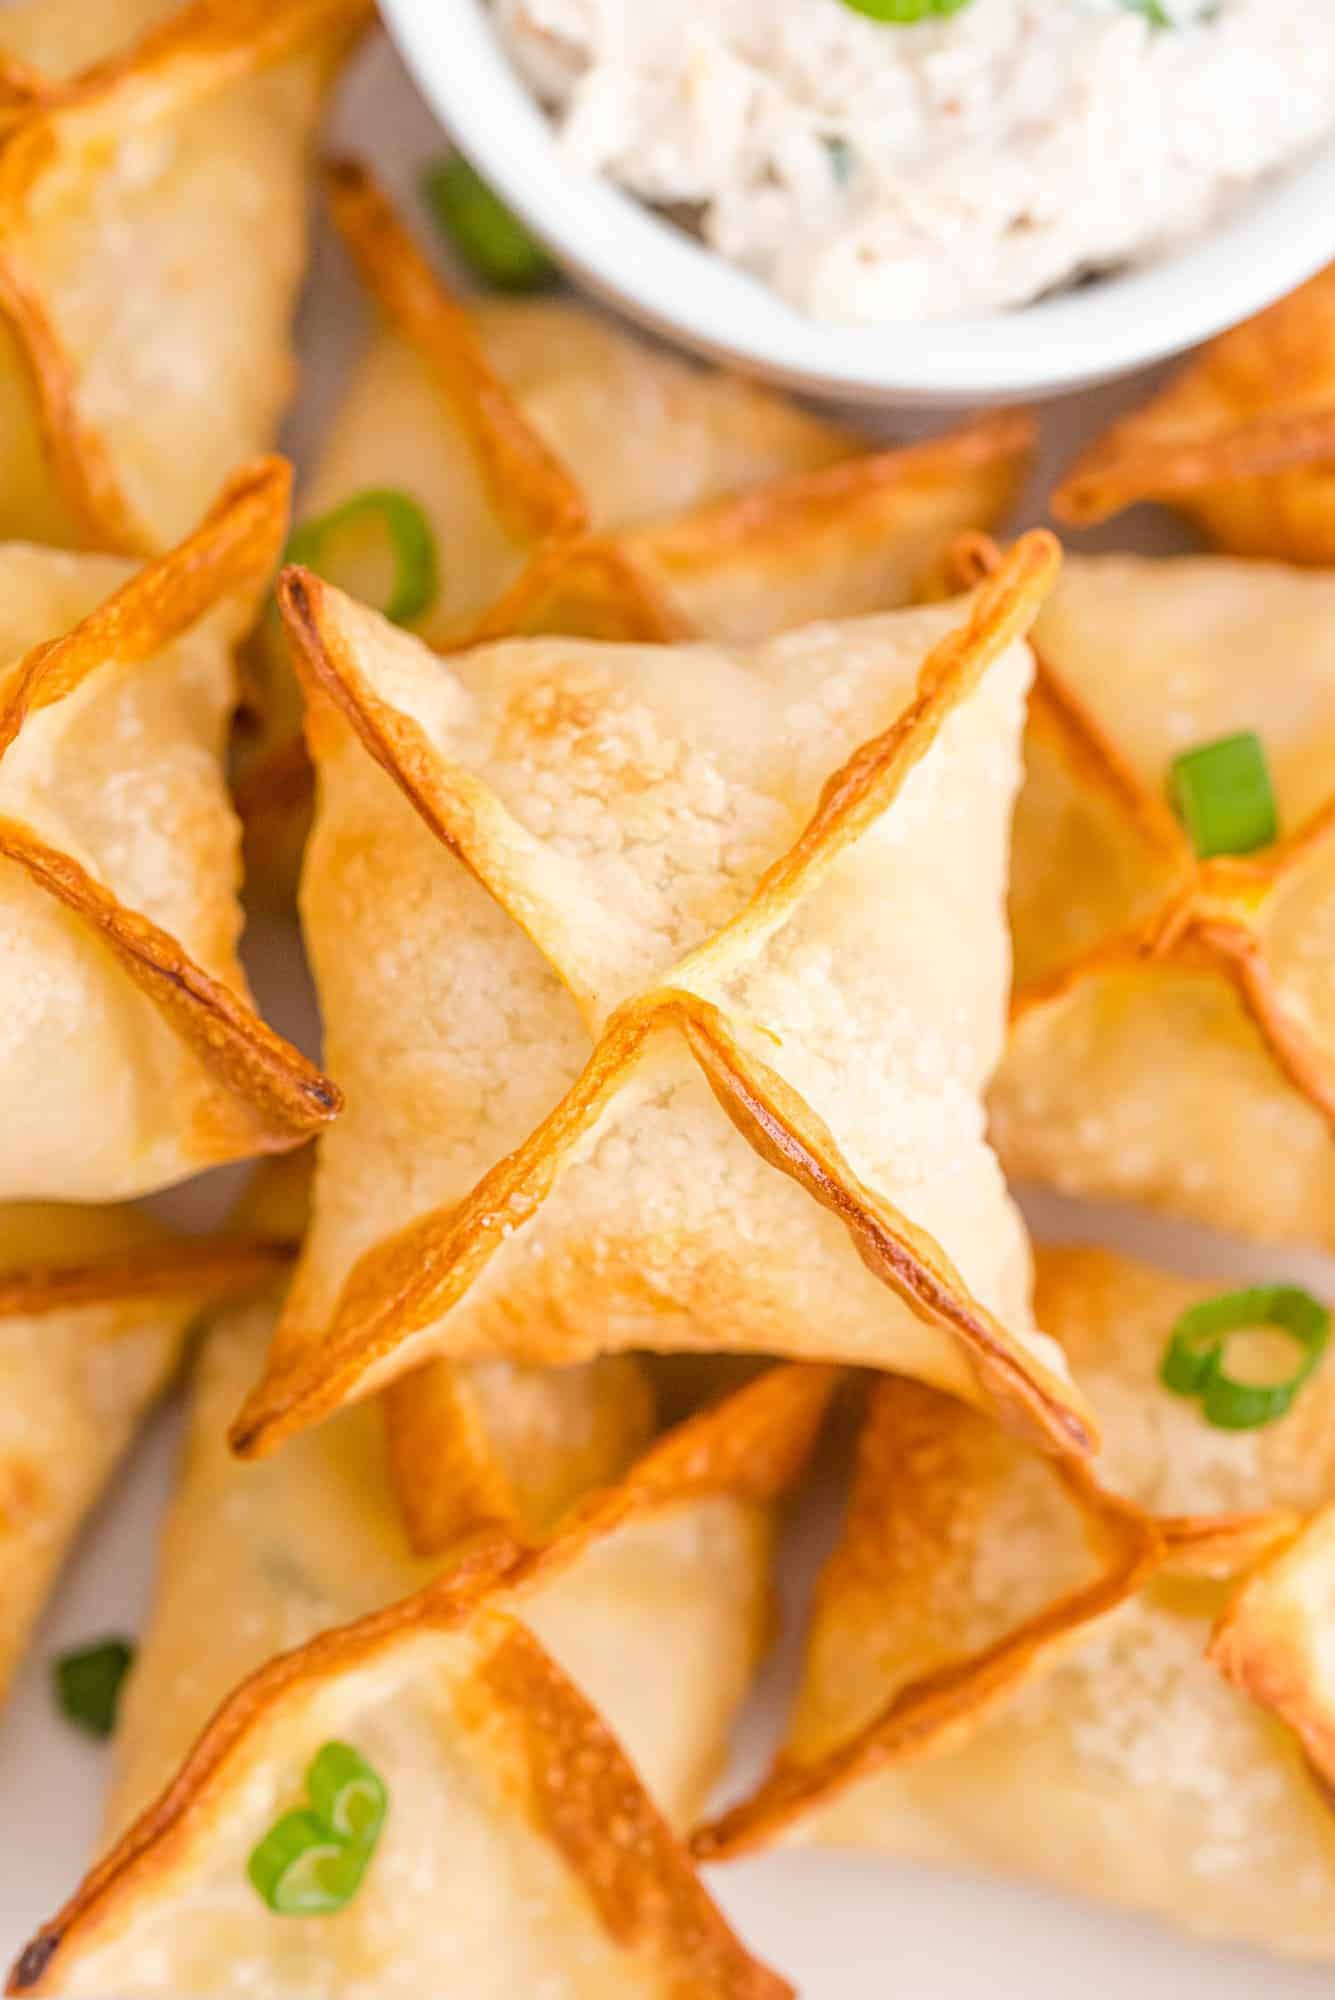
[306,1741,389,1848]
[1168,730,1277,859]
[1161,1285,1330,1430]
[248,1742,389,1916]
[423,155,557,292]
[54,1637,134,1738]
[822,136,856,186]
[838,0,976,21]
[286,490,438,628]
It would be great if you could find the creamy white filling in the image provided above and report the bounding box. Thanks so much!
[495,0,1335,321]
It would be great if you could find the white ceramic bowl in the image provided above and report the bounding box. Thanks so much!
[381,0,1335,409]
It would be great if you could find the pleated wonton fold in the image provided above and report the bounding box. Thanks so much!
[0,0,369,554]
[699,1246,1335,1960]
[0,457,336,1201]
[992,548,1335,1247]
[232,532,1092,1473]
[0,1205,291,1709]
[10,1265,832,1996]
[1054,264,1335,564]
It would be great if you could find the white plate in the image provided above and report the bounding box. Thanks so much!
[4,33,1335,2000]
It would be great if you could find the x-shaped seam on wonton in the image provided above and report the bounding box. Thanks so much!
[0,0,371,557]
[945,534,1335,1191]
[230,530,1094,1466]
[9,1363,837,1999]
[694,1377,1314,1862]
[0,456,338,1176]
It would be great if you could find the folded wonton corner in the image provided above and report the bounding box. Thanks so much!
[0,454,338,1202]
[981,534,1335,1248]
[235,155,1036,873]
[697,1245,1335,1960]
[228,531,1093,1521]
[0,0,370,556]
[8,1271,835,1997]
[1053,263,1335,564]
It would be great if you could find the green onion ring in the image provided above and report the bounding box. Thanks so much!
[286,489,437,628]
[1160,1285,1330,1431]
[248,1743,389,1916]
[306,1741,388,1849]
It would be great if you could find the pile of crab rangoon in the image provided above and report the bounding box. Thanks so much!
[7,6,1335,1996]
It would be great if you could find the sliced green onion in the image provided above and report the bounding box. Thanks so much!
[248,1743,389,1917]
[248,1809,367,1916]
[423,156,557,292]
[286,490,438,628]
[822,136,856,186]
[306,1741,388,1849]
[54,1637,134,1738]
[1168,730,1277,859]
[837,0,976,21]
[1161,1285,1330,1431]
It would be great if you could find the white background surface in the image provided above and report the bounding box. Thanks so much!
[4,30,1335,1998]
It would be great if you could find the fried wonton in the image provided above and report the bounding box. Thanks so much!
[0,0,369,556]
[1053,265,1335,564]
[699,1245,1335,1959]
[236,158,1034,858]
[11,1549,792,1998]
[991,547,1335,1247]
[231,533,1091,1492]
[9,1287,831,1997]
[0,456,336,1201]
[0,1206,291,1709]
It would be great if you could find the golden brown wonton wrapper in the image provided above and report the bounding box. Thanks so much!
[1053,265,1335,564]
[231,533,1092,1490]
[0,0,176,103]
[699,1245,1335,1958]
[986,544,1335,1247]
[0,0,368,555]
[237,158,1034,858]
[11,1278,832,1996]
[0,456,336,1201]
[0,1206,291,1708]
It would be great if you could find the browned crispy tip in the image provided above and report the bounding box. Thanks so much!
[0,815,341,1143]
